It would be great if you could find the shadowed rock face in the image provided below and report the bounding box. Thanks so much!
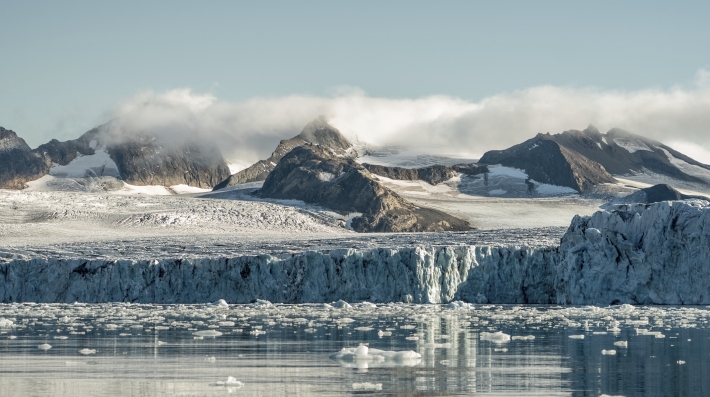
[257,144,471,233]
[0,124,230,189]
[362,164,457,185]
[479,135,616,193]
[0,127,50,189]
[106,135,230,188]
[213,116,354,190]
[623,184,707,204]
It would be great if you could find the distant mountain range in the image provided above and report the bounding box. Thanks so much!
[0,123,230,191]
[478,125,710,194]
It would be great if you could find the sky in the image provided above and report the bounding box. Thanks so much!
[1,1,710,163]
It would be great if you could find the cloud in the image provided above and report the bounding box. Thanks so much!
[109,75,710,166]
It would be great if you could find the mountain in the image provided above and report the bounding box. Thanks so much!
[478,126,710,194]
[547,126,710,185]
[0,124,230,190]
[620,184,707,204]
[256,144,471,233]
[478,133,616,193]
[0,127,50,189]
[213,116,355,190]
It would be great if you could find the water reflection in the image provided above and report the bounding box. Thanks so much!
[0,303,707,396]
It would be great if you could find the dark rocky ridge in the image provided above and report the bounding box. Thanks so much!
[213,116,354,190]
[257,144,471,233]
[623,184,707,204]
[0,124,230,189]
[0,127,50,189]
[479,134,616,193]
[361,164,457,185]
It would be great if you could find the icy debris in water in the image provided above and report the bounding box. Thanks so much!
[218,321,235,327]
[593,331,608,335]
[330,344,421,365]
[357,302,377,309]
[677,360,686,365]
[399,325,415,330]
[37,344,52,350]
[104,324,118,330]
[480,331,511,343]
[0,318,14,328]
[331,300,351,309]
[405,336,419,341]
[378,330,392,337]
[511,335,535,341]
[304,328,316,333]
[78,348,96,355]
[494,348,508,352]
[254,299,273,307]
[601,350,616,355]
[446,301,473,310]
[193,330,223,337]
[204,356,216,362]
[214,377,243,388]
[213,299,228,307]
[53,336,68,340]
[354,327,373,332]
[156,341,166,346]
[7,336,17,340]
[249,329,266,336]
[569,335,585,339]
[614,341,628,348]
[193,336,203,340]
[119,333,131,337]
[352,382,382,390]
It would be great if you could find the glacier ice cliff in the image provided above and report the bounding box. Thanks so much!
[1,200,708,304]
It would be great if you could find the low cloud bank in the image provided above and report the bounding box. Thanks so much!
[108,71,710,166]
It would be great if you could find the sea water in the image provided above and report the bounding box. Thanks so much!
[0,302,708,396]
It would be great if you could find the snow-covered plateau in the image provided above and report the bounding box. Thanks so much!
[1,188,709,304]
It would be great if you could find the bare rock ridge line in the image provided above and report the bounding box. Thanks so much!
[361,163,488,185]
[1,200,708,305]
[256,144,472,233]
[479,125,710,192]
[0,123,230,190]
[213,116,356,190]
[620,184,707,204]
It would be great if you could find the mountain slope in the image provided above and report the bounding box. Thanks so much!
[257,144,471,233]
[478,134,616,193]
[0,127,50,189]
[213,116,355,190]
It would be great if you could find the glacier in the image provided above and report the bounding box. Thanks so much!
[1,200,709,305]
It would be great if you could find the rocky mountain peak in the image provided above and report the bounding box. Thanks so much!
[0,127,32,152]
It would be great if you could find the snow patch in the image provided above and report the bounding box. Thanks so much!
[613,138,653,153]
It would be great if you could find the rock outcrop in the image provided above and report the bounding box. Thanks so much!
[0,127,50,189]
[362,164,457,185]
[257,144,471,233]
[620,184,707,204]
[213,116,355,190]
[479,134,616,193]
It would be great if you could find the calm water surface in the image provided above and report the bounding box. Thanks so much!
[0,302,708,396]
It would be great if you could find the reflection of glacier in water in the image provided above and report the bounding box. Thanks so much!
[0,302,708,396]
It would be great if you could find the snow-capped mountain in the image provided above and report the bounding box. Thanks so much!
[0,123,230,191]
[213,116,355,190]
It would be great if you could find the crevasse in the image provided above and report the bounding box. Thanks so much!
[1,200,708,305]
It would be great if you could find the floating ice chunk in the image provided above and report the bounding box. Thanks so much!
[78,348,96,355]
[330,344,421,367]
[119,333,131,337]
[53,336,68,340]
[494,348,508,352]
[331,300,351,309]
[569,335,585,339]
[378,330,392,337]
[405,336,419,341]
[7,336,17,340]
[304,328,316,333]
[352,382,382,391]
[218,321,235,327]
[0,318,14,328]
[677,360,686,365]
[254,299,273,307]
[446,301,473,310]
[249,329,266,335]
[214,377,243,388]
[601,349,617,355]
[511,335,535,341]
[614,341,628,348]
[37,344,52,350]
[193,330,223,337]
[354,327,373,332]
[356,302,377,309]
[213,299,229,307]
[480,331,511,343]
[204,356,216,362]
[399,325,415,330]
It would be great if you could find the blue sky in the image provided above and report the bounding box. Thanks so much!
[1,1,709,154]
